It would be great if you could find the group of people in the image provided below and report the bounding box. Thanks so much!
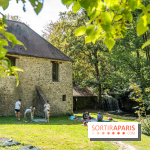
[82,111,113,126]
[82,111,103,121]
[15,99,50,122]
[82,111,92,120]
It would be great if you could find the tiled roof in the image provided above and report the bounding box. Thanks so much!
[5,20,73,62]
[73,85,97,97]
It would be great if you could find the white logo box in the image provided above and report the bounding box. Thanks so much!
[88,122,138,139]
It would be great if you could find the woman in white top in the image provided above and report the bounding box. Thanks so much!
[15,99,23,120]
[44,101,50,123]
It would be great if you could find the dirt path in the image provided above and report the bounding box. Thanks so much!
[112,141,137,150]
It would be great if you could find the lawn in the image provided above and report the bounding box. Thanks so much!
[0,112,150,150]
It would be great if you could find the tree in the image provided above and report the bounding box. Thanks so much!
[0,0,44,85]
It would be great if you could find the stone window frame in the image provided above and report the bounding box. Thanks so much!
[6,55,17,66]
[62,94,66,101]
[52,61,59,82]
[6,55,19,76]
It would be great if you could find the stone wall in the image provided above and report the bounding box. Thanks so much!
[0,55,73,116]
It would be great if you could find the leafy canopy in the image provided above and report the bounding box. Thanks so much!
[61,0,150,50]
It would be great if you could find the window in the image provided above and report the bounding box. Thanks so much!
[52,62,59,81]
[7,56,16,66]
[62,95,66,101]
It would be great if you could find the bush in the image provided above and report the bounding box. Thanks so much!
[141,116,150,136]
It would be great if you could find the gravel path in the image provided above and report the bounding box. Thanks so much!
[112,141,137,150]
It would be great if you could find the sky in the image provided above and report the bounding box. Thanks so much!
[0,0,71,35]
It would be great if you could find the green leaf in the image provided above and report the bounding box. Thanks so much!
[85,36,91,44]
[11,67,19,86]
[0,39,8,46]
[86,25,95,36]
[125,12,133,22]
[91,31,97,44]
[0,47,7,58]
[113,15,122,22]
[97,1,105,11]
[2,13,6,24]
[137,15,149,36]
[104,37,116,51]
[142,40,150,49]
[11,66,23,72]
[104,0,120,8]
[88,10,101,24]
[75,26,86,36]
[29,0,43,14]
[0,0,9,10]
[0,66,6,77]
[79,0,98,10]
[61,0,74,6]
[146,13,150,24]
[11,66,23,86]
[3,57,11,68]
[101,12,112,31]
[4,32,26,50]
[146,4,150,11]
[72,1,81,13]
[17,40,27,50]
[4,32,17,47]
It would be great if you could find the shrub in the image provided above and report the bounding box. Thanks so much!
[141,116,150,136]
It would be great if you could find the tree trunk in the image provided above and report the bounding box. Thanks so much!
[93,49,102,109]
[98,84,102,109]
[143,32,150,61]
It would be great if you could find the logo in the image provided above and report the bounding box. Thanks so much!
[88,122,141,141]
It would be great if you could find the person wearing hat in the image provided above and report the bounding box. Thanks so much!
[97,112,103,121]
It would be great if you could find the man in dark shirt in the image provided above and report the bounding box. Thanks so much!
[83,111,88,120]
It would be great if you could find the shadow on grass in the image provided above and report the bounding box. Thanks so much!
[0,115,83,125]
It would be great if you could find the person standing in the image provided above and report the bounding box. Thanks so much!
[15,99,23,120]
[44,101,50,123]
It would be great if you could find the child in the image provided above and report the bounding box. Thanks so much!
[81,121,88,126]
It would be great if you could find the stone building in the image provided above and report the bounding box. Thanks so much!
[0,20,73,116]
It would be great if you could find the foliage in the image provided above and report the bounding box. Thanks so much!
[141,116,150,136]
[0,16,24,85]
[129,79,150,135]
[0,0,43,85]
[129,80,146,117]
[62,0,150,50]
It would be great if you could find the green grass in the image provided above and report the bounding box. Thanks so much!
[0,112,149,150]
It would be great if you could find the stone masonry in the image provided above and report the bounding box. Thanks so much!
[0,55,73,116]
